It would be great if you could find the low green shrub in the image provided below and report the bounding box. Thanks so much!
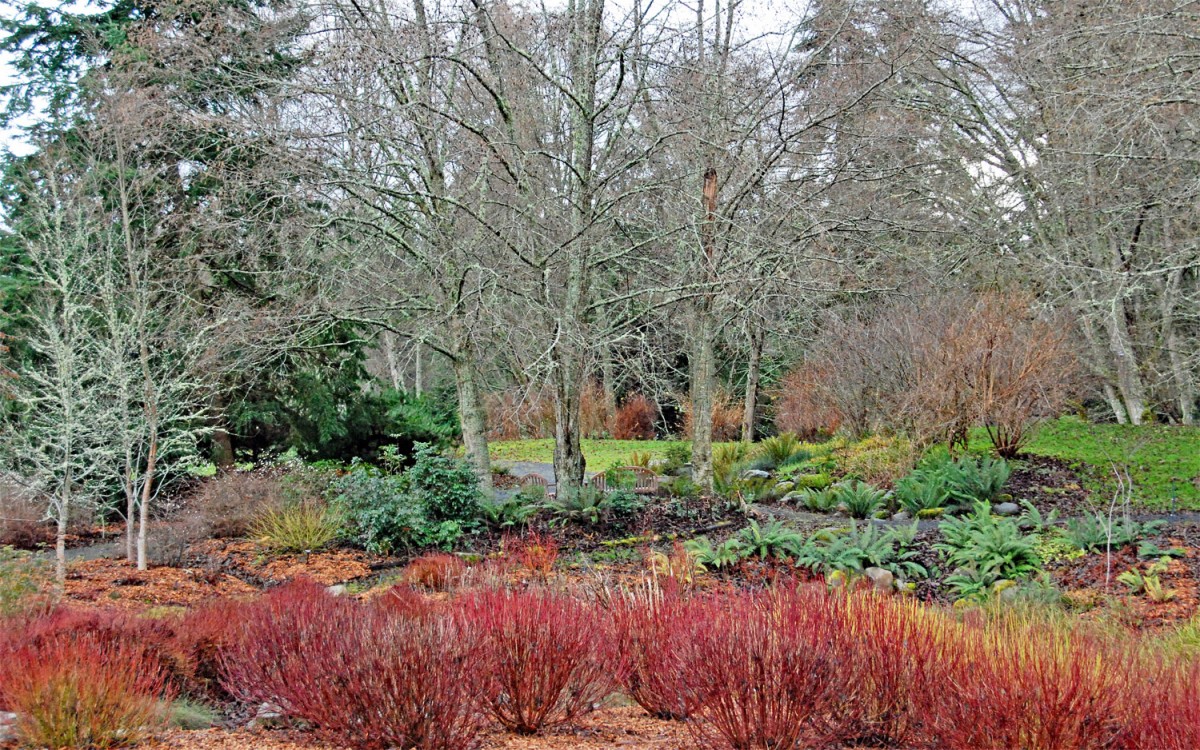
[832,480,889,519]
[1062,512,1165,553]
[796,521,928,580]
[792,472,833,490]
[0,546,51,616]
[936,502,1042,601]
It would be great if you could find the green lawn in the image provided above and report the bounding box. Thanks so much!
[490,439,688,471]
[1016,417,1200,510]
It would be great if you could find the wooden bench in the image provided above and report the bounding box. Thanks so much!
[587,466,659,495]
[518,473,554,499]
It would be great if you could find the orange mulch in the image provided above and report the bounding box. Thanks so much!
[189,539,376,586]
[143,707,695,750]
[63,559,257,610]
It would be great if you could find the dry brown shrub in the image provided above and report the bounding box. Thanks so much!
[773,363,843,439]
[190,473,283,538]
[792,291,1078,455]
[611,393,657,439]
[681,389,742,442]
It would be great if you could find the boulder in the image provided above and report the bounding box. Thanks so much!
[0,712,17,743]
[741,469,771,480]
[864,566,895,593]
[781,491,805,505]
[326,584,348,597]
[774,481,795,494]
[891,511,911,522]
[993,502,1020,517]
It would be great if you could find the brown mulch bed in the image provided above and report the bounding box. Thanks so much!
[143,707,695,750]
[64,558,257,610]
[1007,455,1092,517]
[1053,541,1200,629]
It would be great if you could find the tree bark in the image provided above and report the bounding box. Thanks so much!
[691,307,715,493]
[691,166,719,494]
[452,348,492,492]
[136,434,157,570]
[1106,297,1148,425]
[741,326,763,442]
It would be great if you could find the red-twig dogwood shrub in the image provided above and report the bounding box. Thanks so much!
[0,625,174,749]
[681,585,842,749]
[457,587,619,734]
[219,579,485,750]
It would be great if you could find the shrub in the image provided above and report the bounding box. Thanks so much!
[405,443,481,526]
[219,580,484,750]
[833,480,889,519]
[458,587,618,734]
[505,531,559,578]
[831,594,960,747]
[250,500,343,554]
[936,503,1042,601]
[478,494,539,530]
[837,435,916,487]
[403,553,468,591]
[797,522,929,581]
[932,624,1133,750]
[1120,659,1200,750]
[792,472,833,490]
[772,363,843,439]
[611,394,657,440]
[753,433,810,469]
[0,628,174,749]
[894,468,952,514]
[681,586,842,749]
[543,486,609,526]
[616,588,705,719]
[936,454,1012,505]
[329,465,456,553]
[797,486,838,512]
[191,472,284,538]
[0,545,51,616]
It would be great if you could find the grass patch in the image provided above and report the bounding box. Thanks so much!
[972,417,1200,510]
[490,439,690,470]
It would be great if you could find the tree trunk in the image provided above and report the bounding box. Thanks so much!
[124,467,136,562]
[691,166,719,495]
[690,306,715,493]
[741,326,763,442]
[1106,297,1148,425]
[453,350,492,492]
[136,436,157,570]
[1103,383,1129,425]
[210,395,234,468]
[552,343,587,494]
[55,501,68,593]
[1161,268,1197,425]
[382,330,404,391]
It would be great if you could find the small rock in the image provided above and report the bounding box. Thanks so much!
[781,491,805,505]
[828,570,848,588]
[891,511,911,522]
[326,584,348,597]
[774,481,795,494]
[993,502,1020,516]
[674,464,694,479]
[0,712,17,743]
[741,469,771,480]
[247,702,285,730]
[864,567,895,593]
[994,579,1020,601]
